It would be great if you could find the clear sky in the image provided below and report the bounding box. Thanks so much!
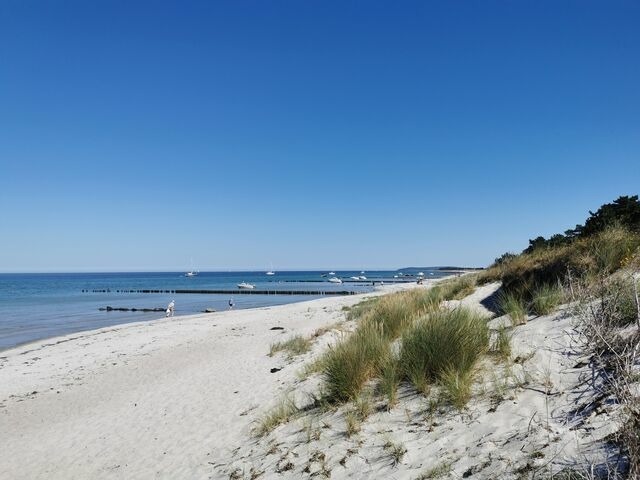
[1,1,639,272]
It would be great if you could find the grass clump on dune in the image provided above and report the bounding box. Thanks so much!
[255,396,300,437]
[440,275,478,300]
[493,325,513,361]
[321,286,446,403]
[322,322,389,402]
[529,283,564,316]
[269,335,312,358]
[320,283,485,405]
[378,353,401,408]
[403,286,446,312]
[588,226,640,275]
[439,367,476,410]
[346,297,379,321]
[360,287,444,340]
[498,292,528,325]
[587,277,640,328]
[366,295,414,340]
[399,307,489,398]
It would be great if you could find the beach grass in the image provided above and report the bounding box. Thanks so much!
[322,322,389,402]
[346,297,380,321]
[321,285,447,403]
[399,308,489,399]
[529,284,564,316]
[297,355,327,379]
[378,354,400,408]
[255,396,300,436]
[363,295,414,340]
[358,287,444,340]
[498,292,527,325]
[344,410,361,437]
[416,461,453,479]
[382,437,407,466]
[440,275,478,300]
[439,367,475,410]
[493,325,512,361]
[269,335,312,358]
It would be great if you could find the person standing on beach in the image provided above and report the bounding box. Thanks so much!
[166,300,175,317]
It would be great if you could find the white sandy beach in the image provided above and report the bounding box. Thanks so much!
[0,281,615,479]
[0,284,411,479]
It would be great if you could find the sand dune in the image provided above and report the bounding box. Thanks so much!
[0,281,614,479]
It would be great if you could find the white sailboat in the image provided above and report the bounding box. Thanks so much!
[185,258,198,277]
[237,282,256,290]
[266,262,275,276]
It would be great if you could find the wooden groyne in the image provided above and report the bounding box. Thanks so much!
[84,288,358,296]
[270,278,418,284]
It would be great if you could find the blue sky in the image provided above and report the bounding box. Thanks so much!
[1,1,639,272]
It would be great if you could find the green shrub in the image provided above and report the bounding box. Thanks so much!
[399,308,489,393]
[529,284,564,316]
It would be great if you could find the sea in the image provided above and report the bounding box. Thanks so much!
[0,269,452,351]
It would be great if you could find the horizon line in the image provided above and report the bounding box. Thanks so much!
[0,265,483,274]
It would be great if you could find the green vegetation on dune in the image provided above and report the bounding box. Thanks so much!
[480,196,640,323]
[399,308,488,395]
[522,195,640,253]
[269,335,312,358]
[498,291,528,324]
[477,195,640,475]
[529,283,564,316]
[439,275,477,300]
[322,321,389,402]
[317,196,640,414]
[321,288,444,403]
[320,278,490,406]
[258,196,640,477]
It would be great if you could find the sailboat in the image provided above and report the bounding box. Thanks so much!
[184,258,199,277]
[266,262,275,276]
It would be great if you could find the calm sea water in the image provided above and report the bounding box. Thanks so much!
[0,269,451,351]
